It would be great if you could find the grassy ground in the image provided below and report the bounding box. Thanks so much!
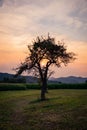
[0,89,87,130]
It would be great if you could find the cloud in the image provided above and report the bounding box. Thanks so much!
[0,0,87,76]
[0,0,87,42]
[1,0,52,8]
[0,0,4,7]
[0,0,87,47]
[0,13,28,35]
[68,0,87,29]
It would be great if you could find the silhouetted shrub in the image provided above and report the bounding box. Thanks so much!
[0,83,87,91]
[48,83,87,89]
[0,83,26,91]
[26,84,40,89]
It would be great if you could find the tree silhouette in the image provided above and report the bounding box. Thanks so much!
[15,35,76,100]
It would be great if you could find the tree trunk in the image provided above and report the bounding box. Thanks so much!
[41,89,46,101]
[41,79,47,100]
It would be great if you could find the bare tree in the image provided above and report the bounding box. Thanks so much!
[15,35,76,100]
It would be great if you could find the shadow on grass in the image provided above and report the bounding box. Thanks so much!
[30,98,50,104]
[30,96,61,104]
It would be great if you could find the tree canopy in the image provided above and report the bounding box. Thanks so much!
[15,35,76,100]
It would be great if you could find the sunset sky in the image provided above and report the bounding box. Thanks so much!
[0,0,87,77]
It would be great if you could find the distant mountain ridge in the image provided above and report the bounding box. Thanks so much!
[0,72,87,84]
[0,72,37,83]
[0,73,13,80]
[50,76,87,84]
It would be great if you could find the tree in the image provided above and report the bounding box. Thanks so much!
[15,35,76,100]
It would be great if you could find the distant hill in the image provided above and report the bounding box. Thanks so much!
[0,72,38,83]
[50,76,87,84]
[0,72,87,84]
[0,73,13,80]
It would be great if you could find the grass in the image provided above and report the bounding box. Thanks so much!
[0,89,87,130]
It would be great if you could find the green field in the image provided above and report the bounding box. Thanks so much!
[0,89,87,130]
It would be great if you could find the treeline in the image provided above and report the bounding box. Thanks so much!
[0,83,87,91]
[0,77,26,83]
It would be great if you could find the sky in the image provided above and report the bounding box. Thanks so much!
[0,0,87,77]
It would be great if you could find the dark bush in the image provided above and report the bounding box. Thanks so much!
[0,83,26,91]
[26,84,40,89]
[0,83,87,91]
[48,83,87,89]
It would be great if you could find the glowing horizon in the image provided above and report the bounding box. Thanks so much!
[0,0,87,77]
